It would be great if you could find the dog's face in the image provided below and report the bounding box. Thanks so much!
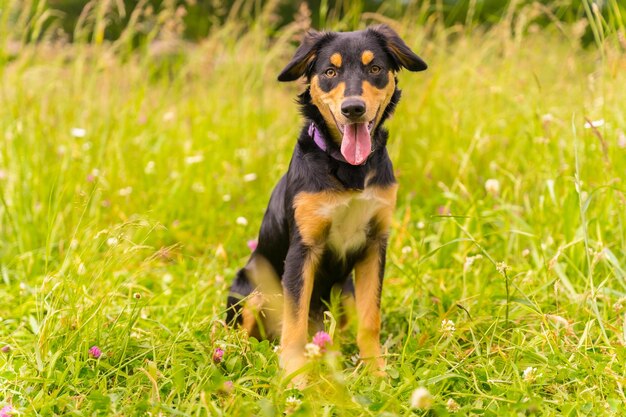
[278,25,427,165]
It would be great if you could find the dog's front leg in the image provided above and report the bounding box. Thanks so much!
[279,243,320,377]
[354,240,387,372]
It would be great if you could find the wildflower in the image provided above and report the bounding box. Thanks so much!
[89,345,102,359]
[446,398,460,412]
[440,319,456,337]
[243,173,257,182]
[221,380,234,393]
[285,396,302,414]
[77,263,86,275]
[213,347,224,363]
[106,237,119,247]
[71,127,86,138]
[584,119,604,129]
[521,248,530,257]
[0,170,6,181]
[304,342,321,358]
[162,111,175,122]
[410,387,433,410]
[437,206,450,216]
[416,221,425,230]
[522,366,538,383]
[401,246,412,254]
[118,187,132,196]
[191,182,205,193]
[133,293,141,300]
[485,178,500,196]
[312,331,332,352]
[222,194,232,202]
[185,154,204,165]
[496,262,509,275]
[144,161,155,174]
[236,216,248,226]
[247,239,258,251]
[1,345,10,353]
[618,131,626,149]
[463,254,483,272]
[1,404,14,417]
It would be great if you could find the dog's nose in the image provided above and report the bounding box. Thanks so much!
[341,98,366,120]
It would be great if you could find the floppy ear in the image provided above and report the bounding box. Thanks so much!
[278,30,329,82]
[369,24,427,72]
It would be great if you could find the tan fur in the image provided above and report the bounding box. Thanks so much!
[361,72,396,128]
[310,76,345,143]
[330,52,342,67]
[361,50,374,65]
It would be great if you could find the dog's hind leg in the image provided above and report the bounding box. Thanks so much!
[226,254,283,339]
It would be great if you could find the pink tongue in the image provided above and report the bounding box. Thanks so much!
[341,123,371,165]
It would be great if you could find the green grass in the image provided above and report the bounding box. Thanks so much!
[1,1,626,416]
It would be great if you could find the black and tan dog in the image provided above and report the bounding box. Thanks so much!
[226,25,427,376]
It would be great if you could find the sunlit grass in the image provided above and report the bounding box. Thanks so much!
[1,0,626,415]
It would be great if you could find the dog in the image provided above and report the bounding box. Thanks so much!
[226,25,427,376]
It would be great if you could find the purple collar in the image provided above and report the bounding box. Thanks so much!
[308,123,347,162]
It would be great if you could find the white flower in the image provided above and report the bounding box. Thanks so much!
[185,154,204,165]
[118,187,133,196]
[77,263,86,275]
[416,221,425,230]
[446,398,460,412]
[236,216,248,226]
[162,111,175,122]
[440,319,456,337]
[144,161,155,174]
[522,366,537,382]
[485,178,500,196]
[71,127,86,137]
[463,254,483,272]
[496,262,509,275]
[191,182,205,193]
[410,387,433,409]
[584,119,604,129]
[243,173,257,182]
[401,246,412,254]
[304,342,321,358]
[618,131,626,148]
[106,237,119,247]
[222,194,232,202]
[285,396,302,414]
[521,248,530,257]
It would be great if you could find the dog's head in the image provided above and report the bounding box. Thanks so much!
[278,25,427,165]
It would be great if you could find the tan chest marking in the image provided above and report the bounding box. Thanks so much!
[293,185,398,252]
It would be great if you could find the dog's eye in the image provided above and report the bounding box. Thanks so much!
[324,68,337,78]
[369,65,382,74]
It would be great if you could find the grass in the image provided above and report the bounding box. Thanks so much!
[1,0,626,415]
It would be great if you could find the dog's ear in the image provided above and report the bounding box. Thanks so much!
[369,24,427,72]
[278,30,328,82]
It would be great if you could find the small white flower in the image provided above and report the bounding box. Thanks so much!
[243,173,257,182]
[144,160,155,174]
[541,113,554,123]
[440,319,456,337]
[285,396,302,414]
[416,221,425,230]
[401,246,412,254]
[162,111,175,122]
[522,248,531,257]
[106,237,119,247]
[410,387,433,410]
[522,366,537,382]
[304,342,321,358]
[77,263,86,275]
[70,239,79,249]
[118,187,133,196]
[236,216,248,226]
[71,127,86,138]
[191,182,205,193]
[222,194,232,202]
[185,154,204,165]
[584,119,604,129]
[446,398,460,412]
[485,178,500,196]
[463,254,483,272]
[163,273,173,284]
[496,262,509,275]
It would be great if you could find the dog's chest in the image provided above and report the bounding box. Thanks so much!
[325,191,381,255]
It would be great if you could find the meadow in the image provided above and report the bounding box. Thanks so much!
[1,0,626,415]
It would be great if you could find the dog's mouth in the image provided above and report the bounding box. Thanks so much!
[336,119,375,166]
